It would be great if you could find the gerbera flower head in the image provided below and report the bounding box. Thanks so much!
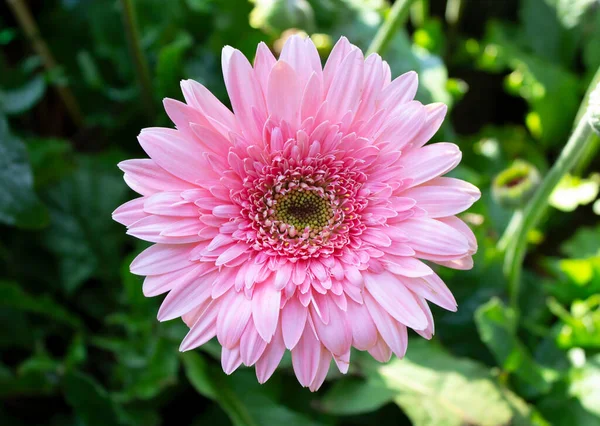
[113,35,480,391]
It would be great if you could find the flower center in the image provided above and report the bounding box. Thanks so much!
[274,189,333,233]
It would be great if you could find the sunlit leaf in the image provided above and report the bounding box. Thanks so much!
[355,340,541,426]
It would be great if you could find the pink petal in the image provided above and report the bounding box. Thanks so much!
[157,269,216,321]
[143,264,200,297]
[325,48,364,122]
[225,50,267,141]
[300,72,323,122]
[222,345,243,375]
[403,274,457,312]
[180,79,238,135]
[127,215,202,244]
[112,197,147,226]
[409,102,447,150]
[346,299,378,350]
[364,291,408,357]
[374,101,425,148]
[291,327,322,387]
[256,326,286,384]
[364,271,428,330]
[130,243,195,276]
[217,291,252,348]
[118,159,195,196]
[323,37,352,91]
[402,177,480,218]
[368,337,392,362]
[282,297,308,349]
[354,53,385,122]
[143,192,199,217]
[240,323,268,366]
[138,128,209,184]
[161,217,206,237]
[398,142,462,188]
[377,71,418,112]
[179,300,220,351]
[215,243,250,266]
[252,282,281,342]
[309,346,332,392]
[267,61,302,128]
[253,42,276,94]
[280,35,322,90]
[311,301,352,356]
[397,217,470,256]
[382,256,434,278]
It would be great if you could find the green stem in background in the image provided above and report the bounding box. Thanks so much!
[445,0,464,27]
[573,67,600,175]
[367,0,417,56]
[6,0,83,126]
[120,0,154,120]
[504,112,595,313]
[410,0,429,28]
[496,210,522,252]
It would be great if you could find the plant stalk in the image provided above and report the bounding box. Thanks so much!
[6,0,83,126]
[120,0,154,119]
[367,0,417,56]
[504,113,595,313]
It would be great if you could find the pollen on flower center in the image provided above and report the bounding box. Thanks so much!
[273,189,333,233]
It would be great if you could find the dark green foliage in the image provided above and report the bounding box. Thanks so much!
[1,0,600,425]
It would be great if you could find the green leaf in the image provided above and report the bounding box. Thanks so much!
[0,75,46,115]
[0,281,82,329]
[319,376,397,415]
[518,0,580,65]
[182,352,321,426]
[65,334,87,369]
[182,351,217,399]
[479,22,580,146]
[0,355,60,398]
[387,30,452,106]
[115,337,179,402]
[561,224,600,258]
[0,116,50,229]
[155,32,193,99]
[362,340,541,426]
[41,153,129,293]
[549,173,600,212]
[546,257,600,305]
[570,353,600,417]
[583,10,600,73]
[475,298,556,396]
[549,296,600,349]
[63,371,124,426]
[25,137,75,188]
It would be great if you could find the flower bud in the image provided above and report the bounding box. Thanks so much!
[589,82,600,134]
[492,160,541,209]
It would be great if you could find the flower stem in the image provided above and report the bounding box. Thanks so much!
[367,0,417,56]
[6,0,83,126]
[120,0,154,119]
[573,67,600,176]
[504,112,595,313]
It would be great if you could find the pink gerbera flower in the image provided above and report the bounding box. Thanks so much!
[113,36,480,391]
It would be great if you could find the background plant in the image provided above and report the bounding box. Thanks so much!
[1,0,599,425]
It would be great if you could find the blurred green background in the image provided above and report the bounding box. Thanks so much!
[1,0,600,425]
